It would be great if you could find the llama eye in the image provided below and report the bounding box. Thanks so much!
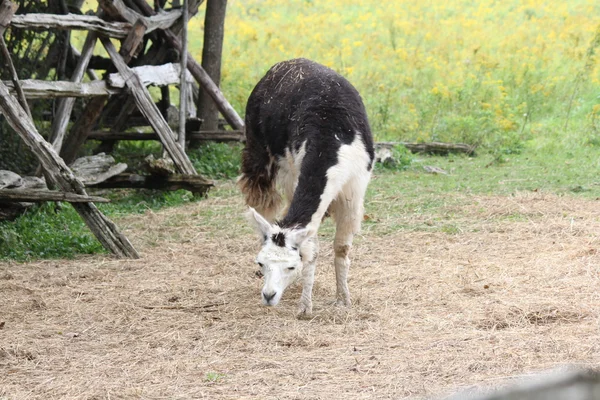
[257,262,264,268]
[286,267,296,271]
[291,247,298,251]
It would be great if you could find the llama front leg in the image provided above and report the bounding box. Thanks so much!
[297,258,316,316]
[333,191,366,307]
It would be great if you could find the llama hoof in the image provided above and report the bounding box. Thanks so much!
[334,298,351,307]
[296,301,313,318]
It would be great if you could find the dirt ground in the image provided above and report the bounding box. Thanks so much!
[1,184,600,399]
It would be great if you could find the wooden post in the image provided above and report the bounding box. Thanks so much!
[100,37,197,175]
[0,81,139,259]
[196,0,227,134]
[178,0,189,147]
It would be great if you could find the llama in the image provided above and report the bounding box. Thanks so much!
[239,58,374,315]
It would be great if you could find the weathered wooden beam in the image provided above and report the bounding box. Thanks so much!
[88,129,245,142]
[88,173,213,194]
[178,0,189,147]
[11,14,132,38]
[0,80,139,258]
[3,79,118,98]
[49,31,98,152]
[0,189,110,203]
[108,63,193,88]
[0,0,30,118]
[119,18,147,61]
[100,37,197,175]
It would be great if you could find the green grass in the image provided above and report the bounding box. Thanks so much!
[0,142,242,261]
[3,139,598,261]
[0,203,105,261]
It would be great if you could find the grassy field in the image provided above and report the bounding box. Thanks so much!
[204,0,600,151]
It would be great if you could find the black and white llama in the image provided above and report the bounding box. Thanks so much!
[239,58,375,315]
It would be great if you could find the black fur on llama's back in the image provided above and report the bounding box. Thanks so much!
[240,58,375,229]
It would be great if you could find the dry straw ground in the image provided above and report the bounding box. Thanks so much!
[1,183,600,399]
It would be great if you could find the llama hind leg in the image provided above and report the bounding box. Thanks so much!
[332,177,369,307]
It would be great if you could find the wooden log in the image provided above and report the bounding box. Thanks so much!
[377,141,476,156]
[108,63,193,88]
[0,0,31,118]
[100,37,197,175]
[188,130,245,142]
[87,129,245,142]
[3,79,118,98]
[61,96,108,165]
[50,31,99,152]
[88,173,213,193]
[0,189,110,203]
[0,80,139,258]
[10,14,132,38]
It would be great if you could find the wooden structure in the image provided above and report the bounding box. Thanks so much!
[0,0,243,258]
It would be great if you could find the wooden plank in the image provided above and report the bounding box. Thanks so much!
[3,79,118,98]
[108,63,193,88]
[100,37,197,175]
[11,14,132,38]
[0,189,110,203]
[0,80,139,259]
[88,173,213,193]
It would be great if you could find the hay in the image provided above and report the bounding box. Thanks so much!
[1,186,600,399]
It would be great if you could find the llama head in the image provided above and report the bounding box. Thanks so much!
[247,208,315,306]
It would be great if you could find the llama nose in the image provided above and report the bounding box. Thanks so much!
[262,290,277,304]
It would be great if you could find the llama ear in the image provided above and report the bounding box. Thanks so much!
[246,207,272,238]
[288,226,316,247]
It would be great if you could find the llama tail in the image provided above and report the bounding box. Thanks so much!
[238,144,281,223]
